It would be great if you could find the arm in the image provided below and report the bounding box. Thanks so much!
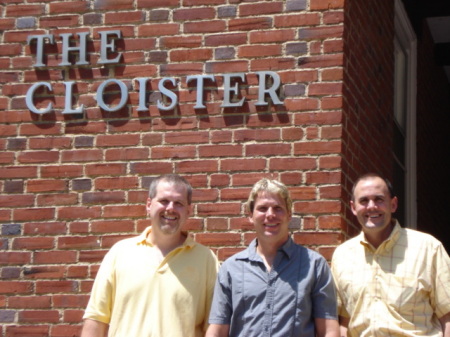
[205,323,230,337]
[440,312,450,337]
[80,319,109,337]
[338,315,349,337]
[315,317,340,337]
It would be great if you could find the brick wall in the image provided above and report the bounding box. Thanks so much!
[0,0,397,335]
[341,0,395,236]
[416,23,450,250]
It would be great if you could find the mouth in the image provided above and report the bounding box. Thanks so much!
[162,214,177,221]
[264,223,279,228]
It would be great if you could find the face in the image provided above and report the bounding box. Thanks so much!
[351,177,398,240]
[146,180,192,236]
[249,191,291,247]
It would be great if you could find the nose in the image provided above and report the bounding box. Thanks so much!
[266,207,276,217]
[367,199,376,209]
[166,201,175,211]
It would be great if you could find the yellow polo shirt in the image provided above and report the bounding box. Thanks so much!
[83,227,219,337]
[331,222,450,337]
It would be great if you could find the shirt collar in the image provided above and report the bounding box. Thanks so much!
[359,220,401,252]
[240,236,295,261]
[136,226,195,248]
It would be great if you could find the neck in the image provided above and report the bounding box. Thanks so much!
[366,221,395,249]
[148,231,186,257]
[256,236,288,271]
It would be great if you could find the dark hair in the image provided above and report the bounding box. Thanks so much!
[246,178,292,214]
[351,173,395,200]
[148,174,193,204]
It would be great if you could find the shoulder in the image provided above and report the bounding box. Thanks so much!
[332,235,361,262]
[402,227,445,250]
[189,240,219,262]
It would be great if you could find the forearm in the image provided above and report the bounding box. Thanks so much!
[440,312,450,337]
[80,319,109,337]
[205,323,229,337]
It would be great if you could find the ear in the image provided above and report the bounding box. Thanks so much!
[390,196,398,213]
[350,200,357,216]
[146,197,152,215]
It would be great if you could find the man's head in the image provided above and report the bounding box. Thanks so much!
[246,179,292,247]
[351,173,398,243]
[146,174,193,236]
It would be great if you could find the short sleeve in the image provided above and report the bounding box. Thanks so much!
[208,261,233,325]
[312,256,338,320]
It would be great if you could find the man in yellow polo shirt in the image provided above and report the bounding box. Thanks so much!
[81,174,219,337]
[332,173,450,337]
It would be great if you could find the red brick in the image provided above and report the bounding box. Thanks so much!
[205,33,247,46]
[220,188,251,201]
[19,123,62,136]
[95,177,139,190]
[294,141,341,155]
[170,49,213,62]
[58,236,100,250]
[105,11,145,24]
[23,266,65,279]
[319,156,342,169]
[160,35,202,49]
[103,205,146,218]
[23,222,66,235]
[61,149,102,162]
[8,296,52,309]
[52,324,83,337]
[151,146,196,159]
[309,82,343,96]
[289,187,316,200]
[165,131,210,144]
[131,162,172,175]
[206,218,229,231]
[85,163,127,176]
[221,158,266,172]
[67,266,89,279]
[250,29,296,44]
[176,160,218,173]
[49,1,89,14]
[19,310,59,323]
[5,325,49,337]
[58,206,102,220]
[0,281,32,294]
[195,232,241,246]
[238,44,281,58]
[138,23,180,37]
[82,191,126,204]
[292,231,344,246]
[13,237,54,250]
[105,148,150,161]
[94,0,133,10]
[274,13,320,27]
[13,208,55,222]
[174,7,215,20]
[246,143,291,156]
[41,165,83,178]
[91,220,135,233]
[34,251,77,264]
[310,0,344,10]
[37,193,78,206]
[6,4,44,16]
[197,203,241,216]
[0,166,37,179]
[293,200,342,213]
[239,1,283,16]
[0,252,32,265]
[0,195,34,207]
[229,17,272,31]
[137,0,179,8]
[63,309,84,322]
[27,179,67,193]
[184,21,226,33]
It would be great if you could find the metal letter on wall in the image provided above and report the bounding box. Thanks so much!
[26,82,54,114]
[96,79,129,112]
[255,71,283,106]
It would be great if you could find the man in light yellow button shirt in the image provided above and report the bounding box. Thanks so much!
[81,174,219,337]
[332,173,450,337]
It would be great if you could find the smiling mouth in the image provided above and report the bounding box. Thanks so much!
[265,223,278,227]
[162,214,177,220]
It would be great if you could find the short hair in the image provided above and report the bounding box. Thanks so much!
[351,173,395,201]
[246,178,292,214]
[148,174,193,205]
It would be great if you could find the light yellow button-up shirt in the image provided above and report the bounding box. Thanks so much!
[83,227,219,337]
[332,222,450,337]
